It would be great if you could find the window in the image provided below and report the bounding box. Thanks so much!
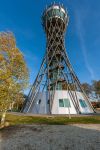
[53,71,57,79]
[56,83,62,90]
[59,99,64,107]
[47,100,50,104]
[38,99,41,104]
[48,10,53,18]
[59,99,71,107]
[79,99,87,108]
[55,9,60,16]
[60,11,64,19]
[64,99,71,107]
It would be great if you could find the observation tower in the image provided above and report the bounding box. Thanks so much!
[23,4,94,114]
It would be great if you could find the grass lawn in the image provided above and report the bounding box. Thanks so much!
[0,113,100,125]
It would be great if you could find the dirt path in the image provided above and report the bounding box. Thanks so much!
[0,124,100,150]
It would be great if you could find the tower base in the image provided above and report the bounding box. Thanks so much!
[23,90,94,114]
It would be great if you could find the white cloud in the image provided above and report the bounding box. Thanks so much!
[75,10,95,80]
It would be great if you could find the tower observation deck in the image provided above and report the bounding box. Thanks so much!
[22,4,94,114]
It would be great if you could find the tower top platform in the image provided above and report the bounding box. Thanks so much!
[42,4,68,28]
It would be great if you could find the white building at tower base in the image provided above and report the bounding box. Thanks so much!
[24,90,94,114]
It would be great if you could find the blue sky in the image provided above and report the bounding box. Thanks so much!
[0,0,100,91]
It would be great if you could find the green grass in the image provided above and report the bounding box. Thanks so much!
[0,113,100,125]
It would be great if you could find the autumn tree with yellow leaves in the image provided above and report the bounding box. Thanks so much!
[0,32,29,125]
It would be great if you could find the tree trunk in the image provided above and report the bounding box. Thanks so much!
[1,110,7,125]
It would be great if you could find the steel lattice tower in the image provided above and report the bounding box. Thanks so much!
[23,4,94,114]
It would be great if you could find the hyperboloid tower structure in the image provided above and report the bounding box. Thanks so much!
[23,4,94,114]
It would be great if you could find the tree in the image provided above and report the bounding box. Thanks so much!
[0,32,29,125]
[92,80,100,96]
[13,93,25,111]
[81,83,92,96]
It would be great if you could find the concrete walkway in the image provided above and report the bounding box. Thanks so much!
[0,124,100,150]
